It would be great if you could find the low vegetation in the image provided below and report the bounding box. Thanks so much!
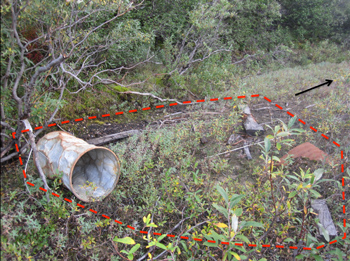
[1,0,350,260]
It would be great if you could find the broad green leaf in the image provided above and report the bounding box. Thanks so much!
[213,203,228,218]
[287,175,300,182]
[229,251,241,260]
[310,254,325,261]
[177,246,181,255]
[156,242,168,250]
[318,223,330,242]
[157,234,167,241]
[274,125,281,134]
[113,237,135,245]
[310,175,315,185]
[208,230,226,242]
[236,235,250,244]
[296,183,303,190]
[145,214,151,223]
[280,120,288,132]
[231,244,247,253]
[230,195,244,208]
[217,184,229,205]
[277,132,290,137]
[242,221,264,228]
[127,254,134,260]
[307,233,318,242]
[283,238,294,243]
[288,116,297,129]
[203,241,218,247]
[310,189,322,198]
[264,137,271,153]
[288,191,297,198]
[328,248,345,261]
[272,156,281,162]
[234,208,243,217]
[129,244,140,254]
[180,241,188,251]
[276,142,281,150]
[313,168,324,182]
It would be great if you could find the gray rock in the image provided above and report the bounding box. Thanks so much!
[243,106,251,115]
[311,199,338,238]
[244,115,264,136]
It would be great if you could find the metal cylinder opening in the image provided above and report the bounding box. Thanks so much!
[37,131,120,202]
[71,148,119,201]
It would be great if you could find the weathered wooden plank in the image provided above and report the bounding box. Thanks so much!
[86,130,140,145]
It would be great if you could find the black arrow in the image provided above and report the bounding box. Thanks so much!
[295,79,333,96]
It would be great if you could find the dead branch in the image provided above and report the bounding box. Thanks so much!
[243,140,253,160]
[21,119,50,202]
[207,140,265,158]
[119,91,183,105]
[86,130,140,145]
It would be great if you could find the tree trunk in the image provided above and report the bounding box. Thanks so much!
[22,119,50,202]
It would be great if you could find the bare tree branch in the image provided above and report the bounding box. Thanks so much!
[1,121,16,132]
[1,142,29,163]
[119,91,183,105]
[24,54,66,115]
[22,119,50,202]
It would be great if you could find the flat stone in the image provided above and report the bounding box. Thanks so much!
[243,115,264,136]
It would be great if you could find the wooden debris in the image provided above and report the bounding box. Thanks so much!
[279,142,334,166]
[86,130,140,145]
[207,140,265,158]
[243,140,252,160]
[227,134,242,145]
[311,199,338,238]
[243,106,264,136]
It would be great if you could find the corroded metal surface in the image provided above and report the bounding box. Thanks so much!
[37,131,120,202]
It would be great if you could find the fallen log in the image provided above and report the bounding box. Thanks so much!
[86,130,140,145]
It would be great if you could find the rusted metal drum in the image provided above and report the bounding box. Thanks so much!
[36,131,120,202]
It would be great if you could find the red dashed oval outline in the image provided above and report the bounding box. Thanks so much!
[13,94,347,253]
